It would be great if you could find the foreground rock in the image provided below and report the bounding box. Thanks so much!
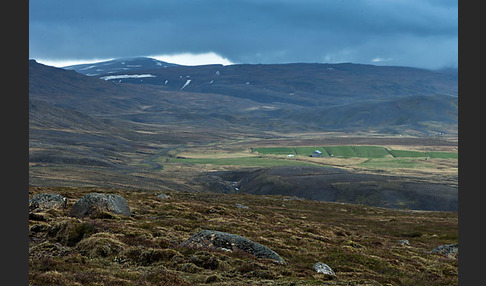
[235,203,249,209]
[181,229,286,264]
[430,244,458,259]
[69,193,131,218]
[313,262,336,276]
[29,193,67,212]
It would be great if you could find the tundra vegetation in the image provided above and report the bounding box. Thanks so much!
[29,186,457,285]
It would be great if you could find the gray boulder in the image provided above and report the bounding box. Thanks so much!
[313,262,336,276]
[235,203,249,209]
[29,193,67,212]
[181,229,286,264]
[69,193,131,218]
[430,244,458,259]
[398,239,410,246]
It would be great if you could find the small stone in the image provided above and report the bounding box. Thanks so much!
[313,262,335,276]
[235,203,249,209]
[398,239,410,245]
[156,194,170,199]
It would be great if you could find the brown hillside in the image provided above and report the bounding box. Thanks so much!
[29,186,458,285]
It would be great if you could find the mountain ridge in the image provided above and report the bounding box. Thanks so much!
[63,57,179,76]
[67,58,458,102]
[30,59,458,134]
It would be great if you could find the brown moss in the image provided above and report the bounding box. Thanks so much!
[142,267,192,286]
[28,186,458,285]
[76,232,126,258]
[47,219,98,246]
[122,246,182,266]
[205,274,223,283]
[30,271,73,285]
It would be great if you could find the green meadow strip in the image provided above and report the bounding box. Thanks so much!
[324,146,358,157]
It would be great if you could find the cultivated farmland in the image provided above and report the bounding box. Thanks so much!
[252,145,457,159]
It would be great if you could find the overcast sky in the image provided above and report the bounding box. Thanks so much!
[29,0,458,70]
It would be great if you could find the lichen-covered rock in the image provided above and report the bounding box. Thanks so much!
[69,193,131,218]
[181,229,286,264]
[156,194,170,199]
[235,203,249,209]
[313,262,336,276]
[398,239,410,246]
[29,193,67,212]
[430,244,458,259]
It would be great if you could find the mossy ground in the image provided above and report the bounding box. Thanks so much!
[29,186,457,285]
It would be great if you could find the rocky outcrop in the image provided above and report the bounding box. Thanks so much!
[29,193,67,212]
[235,203,249,209]
[69,193,131,218]
[156,194,170,199]
[398,239,410,246]
[313,262,336,276]
[430,244,458,259]
[181,229,286,264]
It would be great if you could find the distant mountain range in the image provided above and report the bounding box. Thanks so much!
[30,57,459,135]
[66,57,457,102]
[64,57,179,76]
[56,57,457,134]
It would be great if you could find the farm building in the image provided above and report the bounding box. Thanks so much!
[311,150,323,157]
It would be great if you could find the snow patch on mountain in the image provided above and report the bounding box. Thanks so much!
[100,74,156,80]
[180,79,192,90]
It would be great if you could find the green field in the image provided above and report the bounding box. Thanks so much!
[353,146,391,158]
[388,149,425,158]
[294,146,328,156]
[324,146,358,157]
[155,145,457,170]
[425,151,458,159]
[253,146,457,159]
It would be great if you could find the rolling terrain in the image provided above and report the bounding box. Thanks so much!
[64,57,179,76]
[29,58,458,284]
[28,186,458,285]
[65,57,458,134]
[29,58,458,211]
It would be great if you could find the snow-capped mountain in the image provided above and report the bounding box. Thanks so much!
[63,57,179,76]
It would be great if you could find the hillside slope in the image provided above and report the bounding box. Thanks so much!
[29,186,458,285]
[202,166,457,211]
[64,57,179,76]
[31,59,458,134]
[89,61,458,104]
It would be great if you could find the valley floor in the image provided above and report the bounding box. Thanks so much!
[30,133,458,211]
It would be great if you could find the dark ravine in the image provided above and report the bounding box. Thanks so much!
[199,166,458,211]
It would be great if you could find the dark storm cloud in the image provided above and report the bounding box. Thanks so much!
[29,0,457,69]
